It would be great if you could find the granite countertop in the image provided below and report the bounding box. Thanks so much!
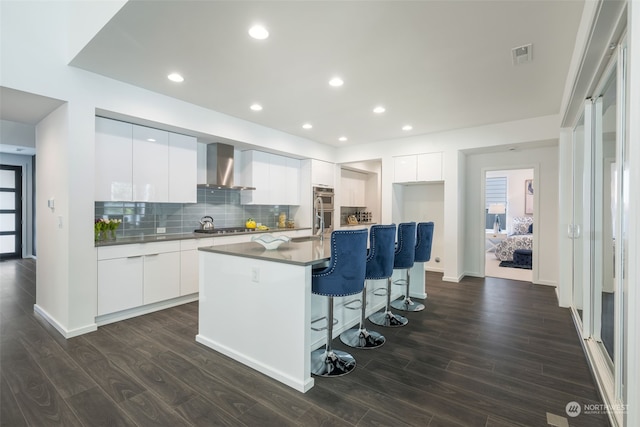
[199,237,332,266]
[95,227,311,248]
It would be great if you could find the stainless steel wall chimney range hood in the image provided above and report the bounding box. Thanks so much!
[197,143,255,190]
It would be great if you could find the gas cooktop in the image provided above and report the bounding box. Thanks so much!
[194,227,255,235]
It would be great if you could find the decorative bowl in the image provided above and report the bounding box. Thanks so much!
[251,234,290,250]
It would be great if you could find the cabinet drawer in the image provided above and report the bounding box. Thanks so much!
[181,237,215,251]
[98,241,181,260]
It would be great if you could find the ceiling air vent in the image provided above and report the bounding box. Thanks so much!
[511,44,532,65]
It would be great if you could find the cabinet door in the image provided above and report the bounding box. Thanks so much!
[416,152,443,181]
[285,157,300,205]
[269,154,287,205]
[132,125,169,202]
[240,150,270,204]
[95,117,133,201]
[393,155,417,183]
[180,249,199,295]
[143,251,181,304]
[312,160,335,187]
[169,133,197,203]
[97,256,143,315]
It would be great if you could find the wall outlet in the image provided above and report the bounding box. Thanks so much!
[251,267,260,283]
[157,227,166,234]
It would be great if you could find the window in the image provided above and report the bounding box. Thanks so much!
[485,176,507,230]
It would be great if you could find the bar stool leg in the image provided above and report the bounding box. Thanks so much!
[340,281,386,348]
[311,296,356,376]
[368,277,408,327]
[391,268,425,312]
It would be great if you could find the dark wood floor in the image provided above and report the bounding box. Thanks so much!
[1,259,610,426]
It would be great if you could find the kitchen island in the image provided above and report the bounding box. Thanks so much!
[196,234,427,392]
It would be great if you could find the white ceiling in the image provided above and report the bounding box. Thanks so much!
[13,1,585,148]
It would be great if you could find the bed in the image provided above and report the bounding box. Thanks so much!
[494,217,533,262]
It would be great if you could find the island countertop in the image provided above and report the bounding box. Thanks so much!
[198,237,331,266]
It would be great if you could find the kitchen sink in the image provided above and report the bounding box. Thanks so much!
[290,235,322,242]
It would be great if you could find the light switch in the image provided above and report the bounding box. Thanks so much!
[47,198,55,209]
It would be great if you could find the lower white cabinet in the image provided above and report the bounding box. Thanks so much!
[143,251,180,304]
[180,237,214,296]
[97,241,181,316]
[97,256,143,316]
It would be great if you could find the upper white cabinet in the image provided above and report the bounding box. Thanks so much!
[95,117,197,202]
[241,151,300,205]
[95,118,133,201]
[311,159,335,188]
[168,133,198,202]
[341,170,367,207]
[393,152,443,183]
[132,125,169,202]
[284,157,300,205]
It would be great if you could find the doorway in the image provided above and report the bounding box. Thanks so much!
[0,165,23,259]
[484,168,533,282]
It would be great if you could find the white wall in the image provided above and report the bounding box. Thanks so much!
[464,144,559,286]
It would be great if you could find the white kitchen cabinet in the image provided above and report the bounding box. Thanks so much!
[132,125,169,202]
[168,132,197,203]
[311,159,335,188]
[241,151,300,205]
[269,154,287,204]
[340,170,366,207]
[97,255,143,316]
[97,241,181,316]
[143,251,180,304]
[416,152,443,182]
[95,117,197,202]
[95,117,133,201]
[393,152,443,183]
[285,157,300,205]
[180,237,214,296]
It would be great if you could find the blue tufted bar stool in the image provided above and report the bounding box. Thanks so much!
[340,224,396,349]
[389,221,425,312]
[369,222,414,327]
[311,229,368,377]
[413,222,434,298]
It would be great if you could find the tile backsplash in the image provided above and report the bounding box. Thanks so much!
[95,188,290,238]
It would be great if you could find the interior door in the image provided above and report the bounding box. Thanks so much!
[0,165,22,259]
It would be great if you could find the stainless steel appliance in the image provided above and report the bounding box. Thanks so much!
[313,186,334,235]
[313,186,334,210]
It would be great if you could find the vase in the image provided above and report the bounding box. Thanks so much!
[110,229,117,240]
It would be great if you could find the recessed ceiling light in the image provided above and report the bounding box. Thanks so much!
[250,103,263,111]
[338,136,348,142]
[402,125,413,131]
[302,123,313,129]
[373,106,386,114]
[329,77,344,87]
[249,25,269,40]
[167,73,184,83]
[147,138,156,142]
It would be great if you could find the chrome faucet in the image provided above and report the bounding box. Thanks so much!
[314,196,325,241]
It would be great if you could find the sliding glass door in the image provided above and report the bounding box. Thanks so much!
[571,40,627,418]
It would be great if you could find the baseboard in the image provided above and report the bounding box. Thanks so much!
[96,294,199,327]
[442,274,464,283]
[534,279,557,287]
[33,304,97,338]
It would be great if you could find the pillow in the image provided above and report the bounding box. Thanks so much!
[512,216,533,235]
